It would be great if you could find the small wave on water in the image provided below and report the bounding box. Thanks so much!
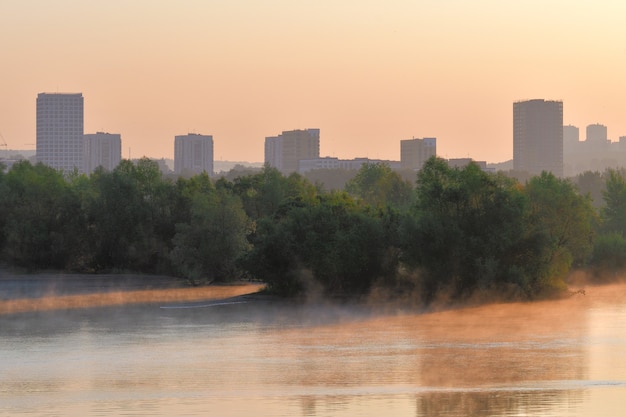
[160,300,249,309]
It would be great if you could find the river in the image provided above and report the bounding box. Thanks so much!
[1,275,625,416]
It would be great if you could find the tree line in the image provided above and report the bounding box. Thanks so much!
[1,157,625,305]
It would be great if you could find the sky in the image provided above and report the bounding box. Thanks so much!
[1,1,625,163]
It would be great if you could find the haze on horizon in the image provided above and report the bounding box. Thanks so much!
[1,1,625,164]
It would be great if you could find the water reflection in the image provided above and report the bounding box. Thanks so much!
[256,298,591,417]
[264,297,589,389]
[415,389,584,417]
[1,281,626,416]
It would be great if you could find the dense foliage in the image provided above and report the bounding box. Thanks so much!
[0,158,623,305]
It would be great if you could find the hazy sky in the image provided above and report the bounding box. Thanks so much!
[1,1,625,163]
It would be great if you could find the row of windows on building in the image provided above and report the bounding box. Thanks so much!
[36,132,121,174]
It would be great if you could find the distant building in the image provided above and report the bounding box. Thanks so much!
[340,158,400,171]
[586,123,607,142]
[298,157,341,173]
[298,157,400,173]
[174,133,214,175]
[265,129,320,174]
[446,158,493,172]
[36,92,84,172]
[83,132,121,173]
[400,137,436,170]
[152,158,173,175]
[513,99,563,177]
[446,158,484,169]
[563,125,579,148]
[586,124,609,149]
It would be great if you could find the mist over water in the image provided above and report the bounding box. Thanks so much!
[1,276,626,417]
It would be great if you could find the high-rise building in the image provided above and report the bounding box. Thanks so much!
[400,137,436,170]
[264,129,320,174]
[563,125,580,158]
[586,124,608,144]
[36,93,84,172]
[174,133,214,175]
[84,132,122,173]
[563,125,579,146]
[513,99,563,177]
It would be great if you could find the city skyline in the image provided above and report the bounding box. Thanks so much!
[1,2,625,163]
[22,90,626,175]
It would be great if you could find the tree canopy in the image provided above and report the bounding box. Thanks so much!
[0,157,617,305]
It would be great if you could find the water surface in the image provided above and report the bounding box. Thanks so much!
[1,279,625,416]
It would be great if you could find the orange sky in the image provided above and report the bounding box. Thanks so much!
[1,1,625,163]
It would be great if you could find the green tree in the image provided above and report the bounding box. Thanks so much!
[585,169,626,277]
[589,232,626,277]
[294,192,396,295]
[231,165,316,220]
[87,158,177,272]
[303,168,357,191]
[601,168,626,236]
[243,214,302,296]
[170,186,252,283]
[1,161,83,269]
[216,165,262,183]
[244,190,398,297]
[401,158,531,302]
[345,163,413,209]
[574,170,605,209]
[523,172,596,293]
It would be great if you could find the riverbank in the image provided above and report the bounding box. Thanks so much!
[0,270,265,315]
[1,267,623,316]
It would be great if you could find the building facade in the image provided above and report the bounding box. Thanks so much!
[174,133,214,175]
[298,157,341,173]
[586,123,609,148]
[83,132,122,173]
[513,99,563,177]
[36,93,84,172]
[264,129,320,174]
[400,137,436,170]
[563,125,579,147]
[298,157,400,173]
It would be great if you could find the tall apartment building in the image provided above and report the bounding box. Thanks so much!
[586,123,608,146]
[563,125,581,171]
[84,132,122,173]
[174,133,214,175]
[563,125,579,146]
[36,93,84,172]
[400,137,436,170]
[513,99,563,177]
[264,128,320,174]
